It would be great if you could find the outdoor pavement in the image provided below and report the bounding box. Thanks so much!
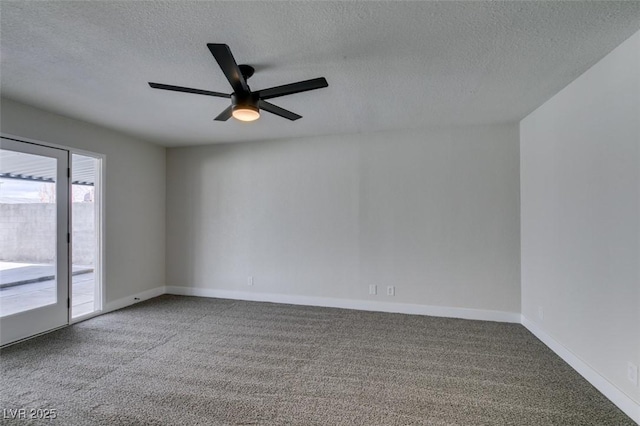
[0,265,93,288]
[0,262,96,318]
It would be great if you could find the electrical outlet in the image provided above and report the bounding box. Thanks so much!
[538,306,544,321]
[628,362,638,386]
[387,286,395,296]
[248,276,253,286]
[369,285,377,295]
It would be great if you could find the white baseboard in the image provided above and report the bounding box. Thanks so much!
[104,286,166,313]
[521,315,640,424]
[164,286,521,323]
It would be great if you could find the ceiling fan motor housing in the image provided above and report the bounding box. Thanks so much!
[231,92,260,113]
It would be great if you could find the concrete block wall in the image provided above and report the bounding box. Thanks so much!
[0,202,95,265]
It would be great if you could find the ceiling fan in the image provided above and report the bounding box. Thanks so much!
[148,43,328,122]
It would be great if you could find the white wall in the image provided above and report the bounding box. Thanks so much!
[521,30,640,406]
[1,98,166,304]
[167,124,520,315]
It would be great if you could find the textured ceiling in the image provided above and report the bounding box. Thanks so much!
[1,1,639,147]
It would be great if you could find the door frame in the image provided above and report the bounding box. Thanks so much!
[0,134,106,343]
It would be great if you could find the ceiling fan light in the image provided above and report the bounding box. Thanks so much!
[232,105,260,122]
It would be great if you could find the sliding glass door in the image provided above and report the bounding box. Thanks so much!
[0,138,70,346]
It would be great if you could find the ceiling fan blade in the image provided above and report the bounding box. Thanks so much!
[257,77,328,100]
[258,100,302,121]
[207,44,249,94]
[148,82,230,98]
[214,106,233,121]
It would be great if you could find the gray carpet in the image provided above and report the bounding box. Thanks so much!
[0,295,634,425]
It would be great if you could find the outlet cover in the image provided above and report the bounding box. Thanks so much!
[248,276,254,286]
[369,285,377,295]
[628,362,638,386]
[387,286,395,296]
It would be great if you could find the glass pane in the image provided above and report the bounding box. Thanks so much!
[0,150,57,317]
[71,154,98,318]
